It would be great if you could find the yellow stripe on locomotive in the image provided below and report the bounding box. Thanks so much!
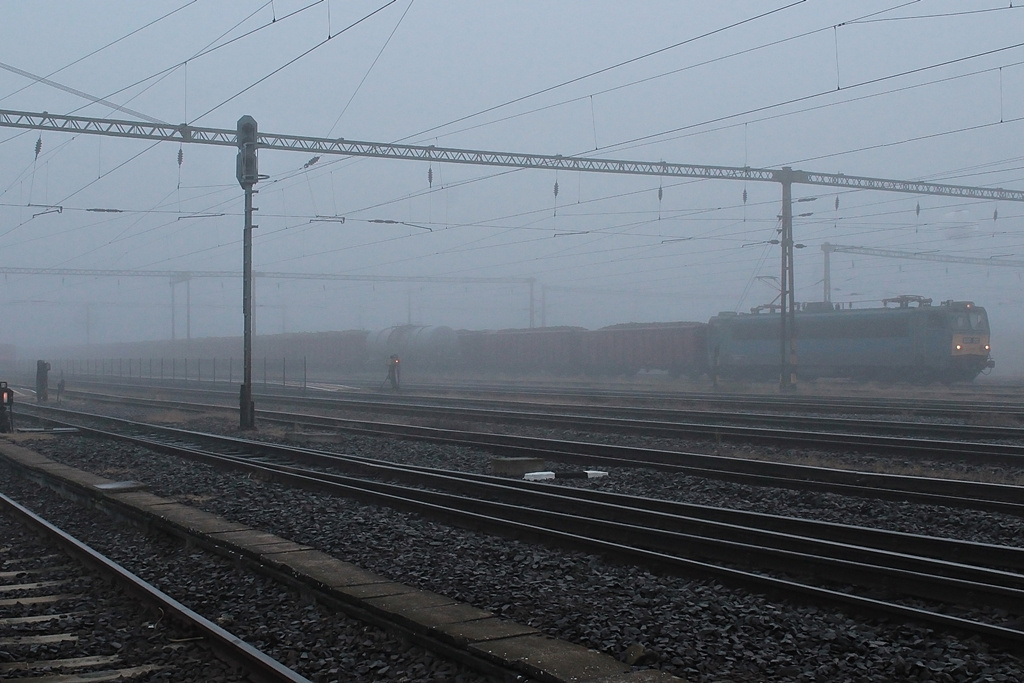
[952,333,990,356]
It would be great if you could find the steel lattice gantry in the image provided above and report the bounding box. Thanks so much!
[3,107,1024,395]
[4,108,1024,199]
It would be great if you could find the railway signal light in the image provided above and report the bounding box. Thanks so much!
[236,115,258,188]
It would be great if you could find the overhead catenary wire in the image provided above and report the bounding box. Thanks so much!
[167,1,1024,270]
[0,1,364,279]
[4,3,1019,327]
[598,39,1024,158]
[396,1,809,143]
[0,0,320,151]
[0,0,324,251]
[325,0,415,139]
[188,1,400,124]
[0,0,199,106]
[396,2,912,148]
[245,18,1024,278]
[395,0,991,154]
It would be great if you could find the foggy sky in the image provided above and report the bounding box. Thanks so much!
[1,1,1023,372]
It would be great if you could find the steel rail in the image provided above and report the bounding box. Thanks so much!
[15,411,1024,649]
[321,378,1024,416]
[61,376,1024,418]
[56,385,1024,464]
[29,398,1024,567]
[170,385,1024,442]
[366,378,1024,418]
[12,407,1024,585]
[250,392,1024,452]
[0,491,312,683]
[150,448,1024,615]
[23,397,1024,515]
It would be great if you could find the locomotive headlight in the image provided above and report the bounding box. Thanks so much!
[985,344,991,351]
[955,344,962,350]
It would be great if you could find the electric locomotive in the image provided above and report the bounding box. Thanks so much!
[708,296,993,383]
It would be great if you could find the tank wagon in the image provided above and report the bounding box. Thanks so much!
[708,296,993,383]
[367,325,460,370]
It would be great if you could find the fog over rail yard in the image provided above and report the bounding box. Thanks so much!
[0,1,1020,378]
[4,2,1024,682]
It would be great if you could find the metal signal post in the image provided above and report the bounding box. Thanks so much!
[236,115,258,429]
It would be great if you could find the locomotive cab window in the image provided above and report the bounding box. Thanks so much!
[950,310,989,332]
[969,310,988,331]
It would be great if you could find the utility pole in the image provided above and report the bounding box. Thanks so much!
[779,168,796,392]
[236,115,258,429]
[823,243,832,305]
[170,278,177,341]
[169,273,191,342]
[528,278,535,329]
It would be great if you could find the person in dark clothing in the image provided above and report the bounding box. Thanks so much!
[386,354,400,390]
[35,360,50,402]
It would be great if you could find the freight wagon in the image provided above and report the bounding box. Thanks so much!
[580,322,707,377]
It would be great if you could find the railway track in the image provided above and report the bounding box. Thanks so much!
[52,380,1024,449]
[255,390,1024,459]
[358,378,1024,419]
[13,404,1024,650]
[31,374,1024,423]
[26,392,1024,515]
[0,490,310,682]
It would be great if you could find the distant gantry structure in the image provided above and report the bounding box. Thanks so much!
[820,243,1024,304]
[0,266,536,340]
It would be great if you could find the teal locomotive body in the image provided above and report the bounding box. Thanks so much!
[708,296,993,383]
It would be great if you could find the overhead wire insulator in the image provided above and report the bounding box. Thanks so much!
[658,186,663,202]
[993,208,998,221]
[834,196,839,211]
[177,147,184,167]
[916,202,921,217]
[742,188,747,204]
[34,136,42,159]
[428,166,433,188]
[553,181,559,198]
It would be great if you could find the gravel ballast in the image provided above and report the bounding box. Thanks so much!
[6,426,1024,683]
[0,450,498,683]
